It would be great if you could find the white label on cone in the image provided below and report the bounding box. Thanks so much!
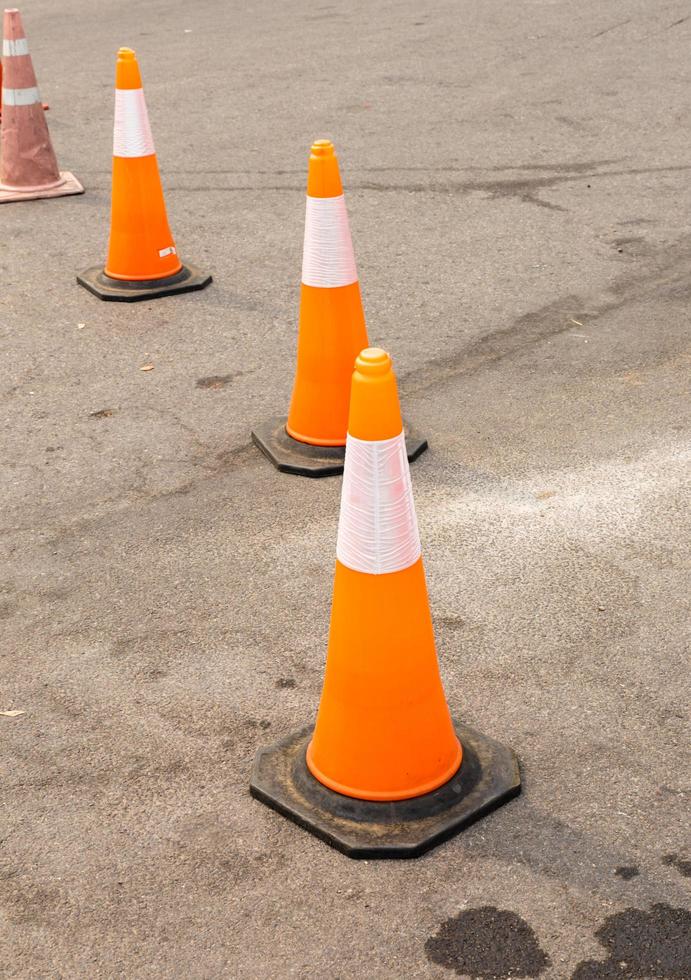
[336,431,421,575]
[113,88,155,158]
[2,86,40,106]
[3,38,29,56]
[158,246,176,258]
[301,194,358,288]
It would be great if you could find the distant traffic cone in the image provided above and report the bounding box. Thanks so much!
[251,348,521,858]
[251,140,427,477]
[77,47,211,302]
[0,8,79,203]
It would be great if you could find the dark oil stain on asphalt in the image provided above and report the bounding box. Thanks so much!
[196,375,237,390]
[436,615,466,631]
[662,853,691,877]
[276,677,296,689]
[0,601,15,620]
[615,866,639,880]
[571,904,691,979]
[425,906,550,978]
[246,718,272,731]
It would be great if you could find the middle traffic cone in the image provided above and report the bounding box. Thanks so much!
[251,348,521,858]
[77,47,211,302]
[251,140,427,477]
[287,139,367,449]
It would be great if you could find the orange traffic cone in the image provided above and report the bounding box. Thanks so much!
[77,47,210,302]
[251,348,520,858]
[0,8,80,203]
[287,139,367,448]
[251,140,427,477]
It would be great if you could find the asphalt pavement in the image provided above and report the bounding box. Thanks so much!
[1,0,689,977]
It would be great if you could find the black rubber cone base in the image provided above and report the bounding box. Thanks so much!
[250,417,428,477]
[77,263,211,302]
[250,721,520,858]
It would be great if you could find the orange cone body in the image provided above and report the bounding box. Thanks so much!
[286,140,369,447]
[306,348,462,801]
[77,47,209,301]
[105,48,182,282]
[0,8,80,202]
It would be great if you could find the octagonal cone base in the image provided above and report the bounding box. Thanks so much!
[250,720,520,858]
[77,263,211,302]
[250,416,428,478]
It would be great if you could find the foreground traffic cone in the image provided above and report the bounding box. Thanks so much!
[77,47,210,301]
[251,348,520,858]
[0,8,80,203]
[251,140,427,477]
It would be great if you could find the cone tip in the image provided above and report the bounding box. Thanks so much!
[310,139,336,158]
[355,348,392,377]
[115,47,142,89]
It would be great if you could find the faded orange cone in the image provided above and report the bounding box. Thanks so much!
[0,8,80,203]
[77,47,210,301]
[0,39,48,118]
[251,140,427,477]
[251,349,521,857]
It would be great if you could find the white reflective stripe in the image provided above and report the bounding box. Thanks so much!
[158,246,176,258]
[301,194,358,288]
[2,86,41,106]
[113,88,155,158]
[336,431,421,575]
[3,38,29,56]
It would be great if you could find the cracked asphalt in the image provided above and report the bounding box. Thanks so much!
[1,0,689,977]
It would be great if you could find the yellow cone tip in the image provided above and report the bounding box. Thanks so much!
[115,47,142,89]
[355,348,392,377]
[311,139,336,158]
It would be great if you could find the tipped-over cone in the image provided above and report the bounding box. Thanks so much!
[250,348,520,856]
[77,47,210,301]
[0,8,82,203]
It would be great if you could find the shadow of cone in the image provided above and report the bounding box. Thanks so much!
[251,141,427,477]
[250,348,520,857]
[0,8,81,203]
